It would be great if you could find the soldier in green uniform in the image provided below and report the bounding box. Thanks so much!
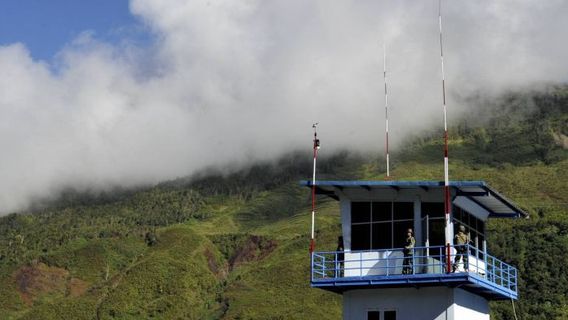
[452,225,471,272]
[402,228,415,275]
[336,236,344,277]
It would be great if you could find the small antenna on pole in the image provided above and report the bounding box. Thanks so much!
[438,0,453,273]
[383,44,391,179]
[310,123,320,253]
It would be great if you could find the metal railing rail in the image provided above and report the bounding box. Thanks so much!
[311,244,517,294]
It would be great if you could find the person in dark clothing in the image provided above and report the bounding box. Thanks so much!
[402,228,415,275]
[336,236,344,277]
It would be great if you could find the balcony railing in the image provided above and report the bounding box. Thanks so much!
[311,244,517,299]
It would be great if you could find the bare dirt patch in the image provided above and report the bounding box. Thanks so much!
[204,247,228,278]
[14,263,69,305]
[229,235,277,270]
[68,277,89,297]
[209,234,278,271]
[13,263,90,305]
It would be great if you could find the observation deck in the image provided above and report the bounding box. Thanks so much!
[311,244,517,300]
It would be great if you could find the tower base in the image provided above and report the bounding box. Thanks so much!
[343,287,489,320]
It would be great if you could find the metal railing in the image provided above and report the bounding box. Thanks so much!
[311,244,517,294]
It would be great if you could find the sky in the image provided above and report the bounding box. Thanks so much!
[0,0,567,214]
[0,0,146,61]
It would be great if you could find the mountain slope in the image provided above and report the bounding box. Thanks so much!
[0,87,567,319]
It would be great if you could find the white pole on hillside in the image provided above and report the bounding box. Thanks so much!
[383,44,391,179]
[438,0,454,273]
[310,123,320,253]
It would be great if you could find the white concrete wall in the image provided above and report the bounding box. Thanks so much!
[454,288,490,320]
[343,287,489,320]
[341,198,351,250]
[414,197,422,247]
[344,251,403,276]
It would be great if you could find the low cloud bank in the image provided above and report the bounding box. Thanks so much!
[1,0,567,213]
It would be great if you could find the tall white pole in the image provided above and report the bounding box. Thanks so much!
[383,44,391,179]
[438,0,453,273]
[310,123,320,253]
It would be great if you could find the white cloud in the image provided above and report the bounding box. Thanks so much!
[0,0,567,213]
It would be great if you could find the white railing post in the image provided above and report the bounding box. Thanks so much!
[335,252,338,279]
[360,252,363,277]
[311,252,314,282]
[412,247,415,274]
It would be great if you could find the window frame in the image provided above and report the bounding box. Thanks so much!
[366,309,397,320]
[351,201,414,251]
[452,206,485,250]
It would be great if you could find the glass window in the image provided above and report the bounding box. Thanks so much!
[393,202,413,220]
[352,224,371,250]
[368,311,380,320]
[429,219,445,246]
[473,216,480,232]
[352,202,371,223]
[421,202,444,218]
[454,206,463,222]
[452,206,485,251]
[352,202,413,251]
[372,223,392,249]
[372,202,391,222]
[384,310,397,320]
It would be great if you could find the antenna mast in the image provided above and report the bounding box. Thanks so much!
[383,44,391,179]
[309,123,320,253]
[438,0,453,273]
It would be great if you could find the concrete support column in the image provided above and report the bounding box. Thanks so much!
[414,197,422,246]
[341,198,351,251]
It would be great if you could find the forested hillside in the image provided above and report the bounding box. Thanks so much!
[0,87,567,319]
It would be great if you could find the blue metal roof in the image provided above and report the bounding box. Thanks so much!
[300,180,528,218]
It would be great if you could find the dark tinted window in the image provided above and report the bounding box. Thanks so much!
[429,219,445,246]
[472,216,480,232]
[372,223,392,249]
[368,311,380,320]
[422,202,444,218]
[372,202,391,222]
[352,201,414,251]
[352,202,371,223]
[384,310,396,320]
[393,202,413,220]
[454,206,463,222]
[352,224,371,250]
[452,206,485,251]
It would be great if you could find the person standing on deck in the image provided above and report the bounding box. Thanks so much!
[402,228,415,275]
[336,236,344,277]
[453,225,471,272]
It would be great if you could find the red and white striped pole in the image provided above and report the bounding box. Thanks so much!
[383,44,391,179]
[438,0,453,273]
[310,123,320,253]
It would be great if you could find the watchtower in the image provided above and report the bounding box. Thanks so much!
[304,180,525,320]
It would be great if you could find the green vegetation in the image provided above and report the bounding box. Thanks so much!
[0,87,566,319]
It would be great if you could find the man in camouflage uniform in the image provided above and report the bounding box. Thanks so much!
[402,228,416,275]
[453,225,470,272]
[336,236,344,278]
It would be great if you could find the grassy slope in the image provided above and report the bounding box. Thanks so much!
[0,184,344,320]
[2,159,565,319]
